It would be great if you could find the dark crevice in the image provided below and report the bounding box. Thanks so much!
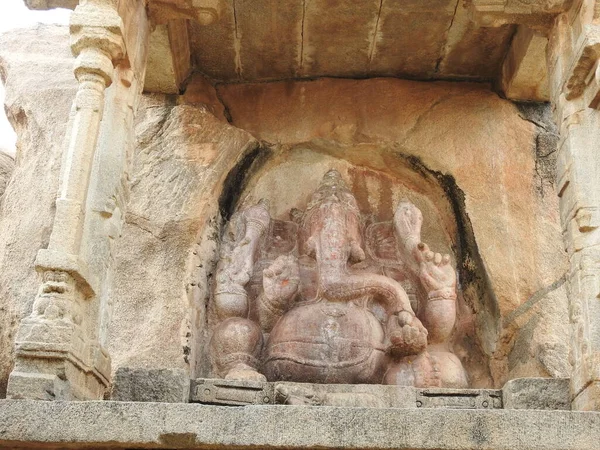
[368,0,384,73]
[232,0,242,81]
[202,72,496,88]
[214,86,233,124]
[398,154,500,355]
[298,0,307,76]
[514,102,559,198]
[434,0,460,74]
[218,144,273,222]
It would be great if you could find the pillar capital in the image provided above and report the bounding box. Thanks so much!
[70,0,126,87]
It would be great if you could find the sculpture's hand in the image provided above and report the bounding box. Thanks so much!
[417,243,456,292]
[263,255,300,307]
[387,311,428,356]
[394,200,423,254]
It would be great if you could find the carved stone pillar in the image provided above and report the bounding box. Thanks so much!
[546,0,600,410]
[6,0,148,400]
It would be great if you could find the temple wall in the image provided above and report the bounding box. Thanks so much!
[0,25,569,396]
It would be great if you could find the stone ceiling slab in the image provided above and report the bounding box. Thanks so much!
[235,0,304,81]
[438,4,516,79]
[144,0,553,100]
[186,0,496,82]
[369,8,453,78]
[188,2,238,81]
[300,0,380,78]
[440,24,515,78]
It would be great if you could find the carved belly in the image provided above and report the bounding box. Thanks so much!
[263,301,386,384]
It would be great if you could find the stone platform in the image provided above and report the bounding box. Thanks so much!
[0,399,599,449]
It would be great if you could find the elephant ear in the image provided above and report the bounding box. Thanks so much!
[365,221,402,268]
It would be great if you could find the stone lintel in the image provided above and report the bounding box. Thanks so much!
[24,0,78,10]
[111,368,190,403]
[0,400,597,449]
[469,0,565,29]
[187,377,569,411]
[500,25,550,101]
[144,20,191,94]
[149,0,223,26]
[502,377,571,410]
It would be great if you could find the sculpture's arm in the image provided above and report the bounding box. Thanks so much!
[215,199,271,320]
[257,255,300,332]
[393,200,457,299]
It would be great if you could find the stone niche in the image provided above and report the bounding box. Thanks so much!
[203,153,490,390]
[0,25,569,400]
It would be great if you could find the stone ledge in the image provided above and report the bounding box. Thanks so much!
[1,400,599,449]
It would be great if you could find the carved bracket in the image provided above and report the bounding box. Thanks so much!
[469,0,571,29]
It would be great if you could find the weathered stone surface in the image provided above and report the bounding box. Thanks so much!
[0,25,77,398]
[111,367,190,403]
[501,26,550,101]
[503,377,570,410]
[0,152,14,201]
[184,0,515,83]
[144,21,190,94]
[0,23,570,401]
[1,399,599,449]
[216,78,569,387]
[438,3,515,79]
[106,97,257,375]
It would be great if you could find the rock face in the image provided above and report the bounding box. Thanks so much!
[0,151,14,200]
[106,98,257,376]
[0,25,77,397]
[0,25,568,395]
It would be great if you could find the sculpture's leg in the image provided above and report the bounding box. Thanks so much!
[383,352,442,388]
[210,317,265,382]
[421,298,456,345]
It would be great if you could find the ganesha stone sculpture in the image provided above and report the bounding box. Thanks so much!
[210,170,468,388]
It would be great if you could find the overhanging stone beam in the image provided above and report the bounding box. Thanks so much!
[23,0,78,10]
[500,25,550,101]
[470,0,573,28]
[144,19,191,94]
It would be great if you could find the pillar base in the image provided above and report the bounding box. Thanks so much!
[7,317,110,400]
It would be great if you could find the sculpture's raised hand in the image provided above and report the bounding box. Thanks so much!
[417,243,456,294]
[394,200,423,250]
